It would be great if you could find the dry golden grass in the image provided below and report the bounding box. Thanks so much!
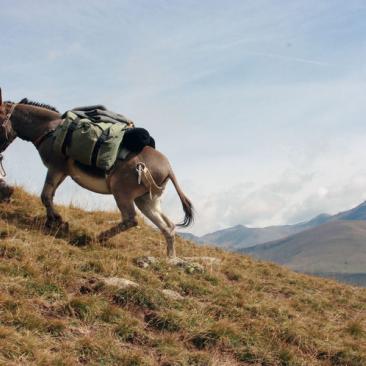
[0,188,365,365]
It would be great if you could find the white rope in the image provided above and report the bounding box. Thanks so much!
[0,155,6,177]
[136,162,145,185]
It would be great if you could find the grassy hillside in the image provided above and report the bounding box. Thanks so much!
[0,189,366,366]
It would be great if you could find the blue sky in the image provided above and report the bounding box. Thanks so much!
[1,1,366,234]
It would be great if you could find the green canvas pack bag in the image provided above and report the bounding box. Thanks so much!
[53,111,128,170]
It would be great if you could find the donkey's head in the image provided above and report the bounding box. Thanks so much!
[0,88,17,153]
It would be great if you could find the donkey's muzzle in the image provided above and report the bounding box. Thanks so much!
[0,178,14,202]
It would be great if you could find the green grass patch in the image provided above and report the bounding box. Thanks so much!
[113,286,169,310]
[144,310,182,332]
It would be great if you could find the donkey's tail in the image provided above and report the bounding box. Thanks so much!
[169,169,194,228]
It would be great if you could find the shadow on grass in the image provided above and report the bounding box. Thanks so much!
[0,210,94,247]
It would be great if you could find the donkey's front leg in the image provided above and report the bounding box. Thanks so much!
[41,169,66,228]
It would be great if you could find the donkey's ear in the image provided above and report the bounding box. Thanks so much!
[0,88,2,106]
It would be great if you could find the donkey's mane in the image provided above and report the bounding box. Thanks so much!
[18,98,59,113]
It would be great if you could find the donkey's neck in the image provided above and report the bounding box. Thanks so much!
[11,105,61,142]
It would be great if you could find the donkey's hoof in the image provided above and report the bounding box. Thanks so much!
[45,219,58,229]
[71,232,91,246]
[97,232,109,243]
[45,219,69,232]
[60,221,69,232]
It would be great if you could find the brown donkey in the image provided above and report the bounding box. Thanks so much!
[0,90,193,257]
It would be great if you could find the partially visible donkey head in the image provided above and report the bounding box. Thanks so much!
[0,177,14,202]
[0,88,17,153]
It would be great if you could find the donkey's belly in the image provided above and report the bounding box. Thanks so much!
[67,160,111,194]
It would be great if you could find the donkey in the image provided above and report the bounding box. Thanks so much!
[0,89,193,257]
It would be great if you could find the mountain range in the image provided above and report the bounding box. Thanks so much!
[181,200,366,286]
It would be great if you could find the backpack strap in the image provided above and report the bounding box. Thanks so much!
[91,128,110,168]
[61,118,79,155]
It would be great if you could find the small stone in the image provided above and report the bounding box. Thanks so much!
[161,289,184,300]
[184,256,221,265]
[167,257,204,274]
[186,262,204,274]
[102,277,138,289]
[69,326,91,337]
[167,257,186,267]
[79,277,104,294]
[134,256,157,268]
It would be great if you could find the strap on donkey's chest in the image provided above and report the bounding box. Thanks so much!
[33,117,65,149]
[33,129,56,149]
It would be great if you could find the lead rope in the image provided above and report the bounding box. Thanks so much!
[136,162,144,185]
[136,162,164,200]
[136,162,151,198]
[0,154,6,177]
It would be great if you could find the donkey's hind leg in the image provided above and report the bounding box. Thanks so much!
[135,194,176,258]
[98,187,139,242]
[161,212,176,234]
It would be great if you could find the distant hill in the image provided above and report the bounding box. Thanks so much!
[181,201,366,250]
[332,200,366,221]
[242,220,366,286]
[178,232,203,243]
[1,188,365,364]
[198,224,299,250]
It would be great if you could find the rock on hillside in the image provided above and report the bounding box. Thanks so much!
[0,188,365,365]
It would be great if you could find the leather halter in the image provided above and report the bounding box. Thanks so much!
[0,103,17,150]
[0,103,17,176]
[1,103,16,133]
